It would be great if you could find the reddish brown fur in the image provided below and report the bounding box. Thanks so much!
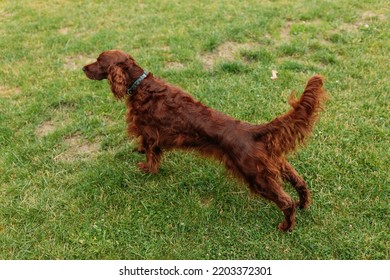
[83,50,327,231]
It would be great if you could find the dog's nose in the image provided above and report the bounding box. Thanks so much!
[82,66,87,72]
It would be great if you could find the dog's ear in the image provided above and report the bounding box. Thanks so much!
[108,65,127,99]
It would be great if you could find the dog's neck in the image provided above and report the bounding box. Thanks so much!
[122,59,148,94]
[127,71,149,95]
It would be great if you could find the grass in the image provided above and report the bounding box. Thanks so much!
[0,0,388,260]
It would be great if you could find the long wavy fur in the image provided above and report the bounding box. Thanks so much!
[83,50,327,232]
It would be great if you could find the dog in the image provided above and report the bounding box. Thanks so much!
[83,50,327,231]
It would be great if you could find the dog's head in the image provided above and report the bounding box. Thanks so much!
[83,50,141,99]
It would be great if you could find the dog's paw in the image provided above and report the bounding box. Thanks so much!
[138,162,149,172]
[278,221,294,232]
[138,162,158,174]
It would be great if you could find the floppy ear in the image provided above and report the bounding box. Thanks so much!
[108,65,127,99]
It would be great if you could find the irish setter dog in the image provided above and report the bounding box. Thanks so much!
[83,50,327,231]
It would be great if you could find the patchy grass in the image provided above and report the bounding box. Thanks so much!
[0,0,388,260]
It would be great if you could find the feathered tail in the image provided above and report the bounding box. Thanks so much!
[254,75,327,156]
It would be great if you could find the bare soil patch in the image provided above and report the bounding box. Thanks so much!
[58,28,69,35]
[35,121,56,138]
[280,20,293,41]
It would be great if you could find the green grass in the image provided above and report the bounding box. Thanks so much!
[0,0,389,260]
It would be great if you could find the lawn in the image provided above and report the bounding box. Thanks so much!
[0,0,388,259]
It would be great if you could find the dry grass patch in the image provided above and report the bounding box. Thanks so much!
[0,86,21,98]
[201,41,259,70]
[361,11,387,21]
[165,61,185,70]
[64,54,96,71]
[200,197,213,208]
[158,45,171,51]
[54,134,100,162]
[0,10,13,18]
[35,102,76,139]
[338,11,386,33]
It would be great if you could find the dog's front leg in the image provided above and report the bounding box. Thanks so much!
[138,144,162,174]
[132,137,146,154]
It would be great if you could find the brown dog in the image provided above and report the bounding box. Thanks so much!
[83,50,327,231]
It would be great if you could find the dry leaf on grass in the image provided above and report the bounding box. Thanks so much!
[271,70,278,80]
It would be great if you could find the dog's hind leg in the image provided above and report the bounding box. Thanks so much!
[253,176,296,232]
[281,161,310,209]
[225,154,296,231]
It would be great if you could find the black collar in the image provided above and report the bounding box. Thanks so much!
[127,71,149,95]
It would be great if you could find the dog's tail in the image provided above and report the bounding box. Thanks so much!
[254,75,327,156]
